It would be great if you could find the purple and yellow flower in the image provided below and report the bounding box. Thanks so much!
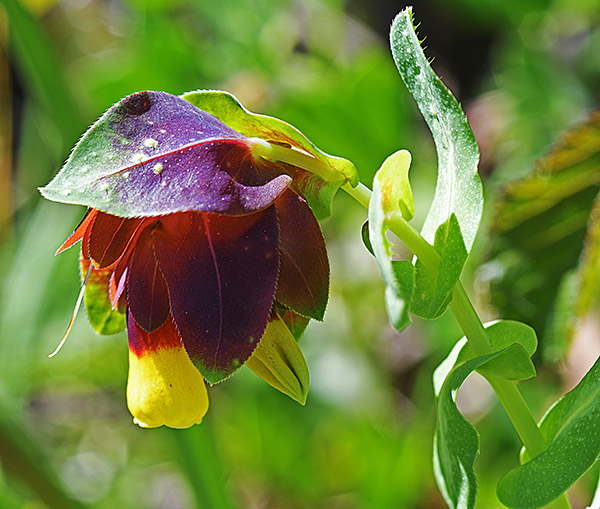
[41,91,357,428]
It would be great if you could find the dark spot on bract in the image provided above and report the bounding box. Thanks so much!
[122,92,152,116]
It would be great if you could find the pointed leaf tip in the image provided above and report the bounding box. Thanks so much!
[246,314,310,405]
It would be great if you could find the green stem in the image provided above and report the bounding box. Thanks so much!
[344,185,572,509]
[250,139,345,183]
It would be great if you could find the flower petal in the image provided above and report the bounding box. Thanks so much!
[274,190,329,320]
[55,209,97,255]
[87,212,145,268]
[127,312,209,429]
[127,225,170,333]
[40,91,291,218]
[275,304,311,340]
[152,209,280,384]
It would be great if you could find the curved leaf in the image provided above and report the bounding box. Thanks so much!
[390,8,482,253]
[369,149,414,331]
[433,338,536,509]
[498,356,600,509]
[458,320,538,380]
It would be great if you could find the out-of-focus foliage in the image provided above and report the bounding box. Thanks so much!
[485,113,600,362]
[0,0,599,507]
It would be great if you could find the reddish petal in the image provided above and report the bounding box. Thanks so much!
[56,209,97,255]
[127,226,170,332]
[87,212,145,268]
[275,304,311,340]
[275,190,329,320]
[153,209,280,384]
[127,310,182,357]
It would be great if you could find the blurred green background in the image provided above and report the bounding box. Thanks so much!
[0,0,599,507]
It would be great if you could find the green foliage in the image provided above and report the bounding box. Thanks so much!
[389,8,482,252]
[433,336,536,509]
[498,357,600,508]
[410,215,467,319]
[369,149,414,331]
[370,7,480,328]
[81,263,126,336]
[433,320,538,508]
[487,112,600,361]
[2,0,600,507]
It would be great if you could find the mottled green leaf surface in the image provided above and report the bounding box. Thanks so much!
[389,8,482,253]
[487,112,600,360]
[498,357,600,508]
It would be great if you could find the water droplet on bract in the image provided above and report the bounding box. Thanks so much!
[159,129,167,134]
[91,151,98,157]
[143,138,158,149]
[81,167,88,173]
[62,189,71,196]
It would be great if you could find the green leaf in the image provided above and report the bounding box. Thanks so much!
[375,149,414,220]
[410,214,467,319]
[458,320,538,380]
[433,340,533,509]
[389,8,482,253]
[245,314,310,405]
[182,90,359,219]
[486,112,600,361]
[498,356,600,508]
[369,150,415,331]
[361,221,374,256]
[81,259,126,335]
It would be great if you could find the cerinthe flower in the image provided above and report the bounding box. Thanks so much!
[41,90,358,428]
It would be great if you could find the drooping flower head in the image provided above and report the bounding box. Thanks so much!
[41,91,357,428]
